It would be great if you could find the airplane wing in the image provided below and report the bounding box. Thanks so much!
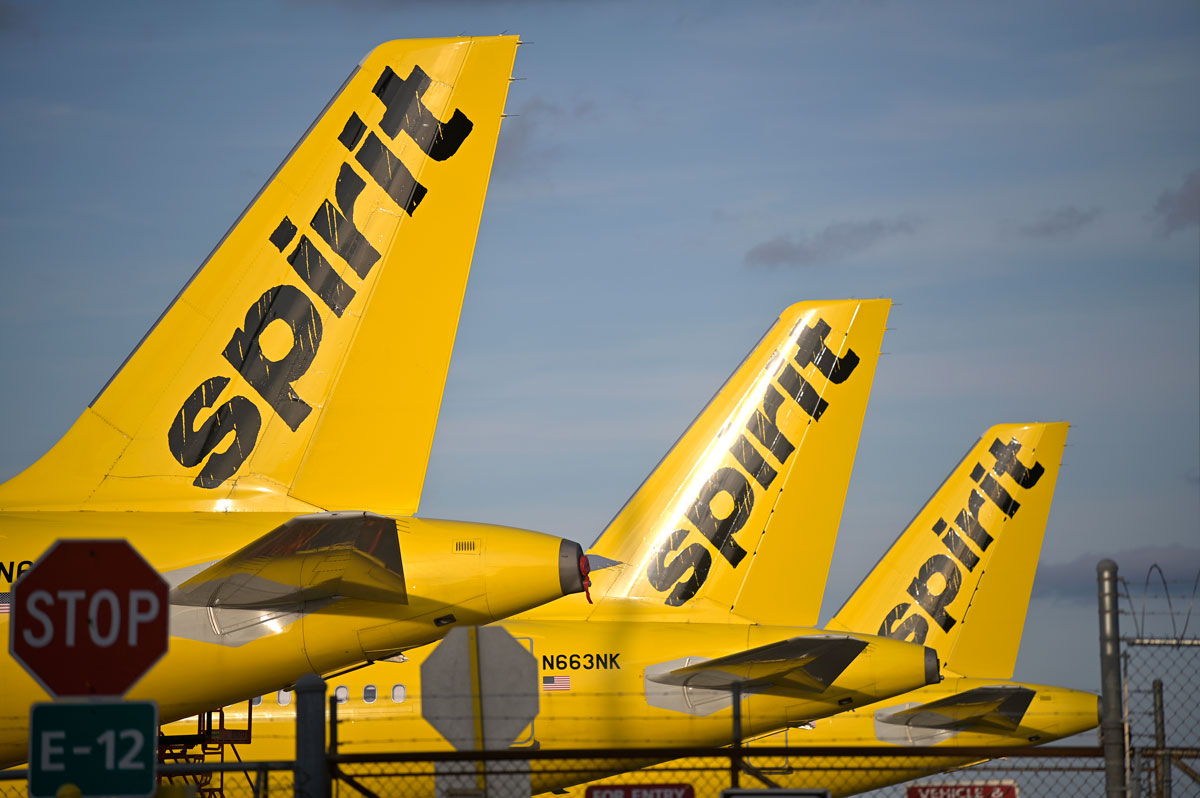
[876,685,1036,733]
[646,635,868,695]
[170,512,407,609]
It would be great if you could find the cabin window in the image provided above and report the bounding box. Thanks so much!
[335,685,349,704]
[278,690,292,706]
[251,696,262,707]
[391,685,406,703]
[364,685,377,704]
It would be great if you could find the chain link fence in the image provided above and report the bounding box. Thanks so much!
[1121,568,1200,798]
[0,747,1109,798]
[560,747,1106,798]
[340,748,1100,798]
[0,763,294,798]
[3,561,1194,797]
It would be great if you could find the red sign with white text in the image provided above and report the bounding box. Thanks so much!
[10,539,169,697]
[586,786,695,798]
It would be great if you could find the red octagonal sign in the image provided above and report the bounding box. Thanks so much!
[9,539,169,697]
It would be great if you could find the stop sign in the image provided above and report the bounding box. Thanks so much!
[9,539,169,697]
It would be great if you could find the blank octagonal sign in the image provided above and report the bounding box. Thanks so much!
[420,626,539,750]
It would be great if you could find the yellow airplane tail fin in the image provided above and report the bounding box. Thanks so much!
[587,300,889,625]
[828,422,1068,679]
[0,36,519,513]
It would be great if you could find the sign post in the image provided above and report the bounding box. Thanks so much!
[10,539,169,798]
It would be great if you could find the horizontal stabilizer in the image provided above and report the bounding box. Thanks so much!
[647,635,868,696]
[171,512,406,609]
[877,685,1035,733]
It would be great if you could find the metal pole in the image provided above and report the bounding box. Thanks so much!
[467,626,487,793]
[1131,744,1142,798]
[1098,559,1127,798]
[1153,679,1170,798]
[730,683,742,790]
[295,674,330,798]
[1124,649,1133,789]
[328,695,339,756]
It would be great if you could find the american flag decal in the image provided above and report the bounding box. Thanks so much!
[0,593,11,614]
[542,675,570,691]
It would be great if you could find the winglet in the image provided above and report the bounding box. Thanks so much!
[589,300,890,625]
[829,422,1068,679]
[0,37,519,513]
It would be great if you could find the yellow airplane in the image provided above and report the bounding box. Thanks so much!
[164,298,943,794]
[737,422,1098,796]
[579,422,1100,796]
[0,36,591,768]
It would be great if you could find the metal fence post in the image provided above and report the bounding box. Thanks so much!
[730,683,742,789]
[1099,559,1127,798]
[328,695,339,756]
[254,763,267,798]
[295,674,330,798]
[1152,679,1170,798]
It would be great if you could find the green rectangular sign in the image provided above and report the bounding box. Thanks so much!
[30,701,158,798]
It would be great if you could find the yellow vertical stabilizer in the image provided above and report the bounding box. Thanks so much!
[587,300,890,625]
[828,422,1068,679]
[0,36,519,513]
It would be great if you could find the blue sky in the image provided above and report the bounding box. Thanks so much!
[1,1,1197,701]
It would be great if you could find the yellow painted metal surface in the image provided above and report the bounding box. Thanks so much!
[0,36,593,769]
[732,679,1099,797]
[0,514,578,767]
[162,299,947,793]
[178,420,1089,796]
[562,679,1098,797]
[0,36,518,513]
[553,423,1088,797]
[587,299,889,627]
[828,422,1069,680]
[162,620,934,780]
